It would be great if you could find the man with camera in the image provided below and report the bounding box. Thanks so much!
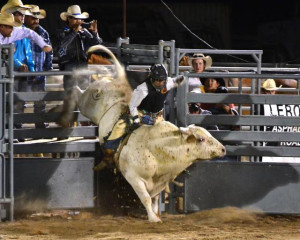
[57,5,102,91]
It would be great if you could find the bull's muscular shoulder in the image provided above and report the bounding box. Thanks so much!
[149,121,179,139]
[125,121,179,149]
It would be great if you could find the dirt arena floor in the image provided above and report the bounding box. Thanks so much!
[1,207,300,240]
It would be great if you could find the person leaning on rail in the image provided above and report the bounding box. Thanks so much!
[0,12,52,50]
[0,3,52,52]
[2,1,38,135]
[24,4,53,129]
[259,79,282,149]
[187,53,212,93]
[186,53,212,114]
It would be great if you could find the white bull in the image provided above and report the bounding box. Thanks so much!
[59,45,226,222]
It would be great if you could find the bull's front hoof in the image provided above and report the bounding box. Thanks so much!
[148,215,162,223]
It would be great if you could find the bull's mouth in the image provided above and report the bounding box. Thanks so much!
[211,151,225,159]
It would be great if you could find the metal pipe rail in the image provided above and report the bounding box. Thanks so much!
[176,71,300,160]
[0,44,14,222]
[175,48,263,76]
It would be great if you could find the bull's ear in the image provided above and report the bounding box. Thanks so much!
[179,127,192,135]
[186,134,197,143]
[92,89,101,100]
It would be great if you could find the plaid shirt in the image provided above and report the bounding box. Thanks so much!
[30,25,53,81]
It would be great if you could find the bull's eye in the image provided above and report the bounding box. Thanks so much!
[197,138,204,143]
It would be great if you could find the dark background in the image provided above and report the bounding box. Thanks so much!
[19,0,300,64]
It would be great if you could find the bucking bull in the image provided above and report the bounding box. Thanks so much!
[58,45,226,222]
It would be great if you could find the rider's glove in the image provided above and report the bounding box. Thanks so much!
[141,115,155,125]
[175,75,185,85]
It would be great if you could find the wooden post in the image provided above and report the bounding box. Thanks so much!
[123,0,127,38]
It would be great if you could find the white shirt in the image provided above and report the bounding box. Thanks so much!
[188,77,204,93]
[0,26,49,49]
[129,77,177,116]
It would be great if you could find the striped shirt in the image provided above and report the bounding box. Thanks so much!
[30,25,53,81]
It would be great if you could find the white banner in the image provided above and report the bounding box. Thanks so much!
[262,104,300,163]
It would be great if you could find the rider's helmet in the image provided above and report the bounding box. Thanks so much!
[148,64,167,90]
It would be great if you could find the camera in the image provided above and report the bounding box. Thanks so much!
[81,22,91,29]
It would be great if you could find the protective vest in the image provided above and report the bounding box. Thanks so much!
[138,79,167,113]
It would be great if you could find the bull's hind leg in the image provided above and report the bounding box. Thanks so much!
[124,173,162,222]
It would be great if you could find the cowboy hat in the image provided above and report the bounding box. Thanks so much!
[0,12,22,27]
[1,0,31,14]
[24,5,46,19]
[187,53,212,70]
[262,79,282,91]
[60,5,89,21]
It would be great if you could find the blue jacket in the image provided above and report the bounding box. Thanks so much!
[14,26,35,72]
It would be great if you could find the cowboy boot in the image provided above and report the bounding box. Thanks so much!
[103,148,116,166]
[94,148,116,171]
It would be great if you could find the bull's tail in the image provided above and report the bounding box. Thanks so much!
[87,45,126,81]
[57,86,83,128]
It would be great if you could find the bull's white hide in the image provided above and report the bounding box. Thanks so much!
[119,121,225,222]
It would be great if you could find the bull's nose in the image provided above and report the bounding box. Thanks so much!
[222,148,226,153]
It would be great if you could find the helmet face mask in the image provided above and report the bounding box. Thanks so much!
[151,78,166,90]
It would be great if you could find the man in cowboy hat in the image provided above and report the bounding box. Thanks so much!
[2,1,35,132]
[262,79,282,95]
[24,4,53,129]
[57,5,102,91]
[0,12,52,51]
[1,1,51,134]
[259,79,282,148]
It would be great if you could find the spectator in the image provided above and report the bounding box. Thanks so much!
[201,77,237,118]
[0,12,52,51]
[24,4,53,128]
[261,78,281,95]
[187,53,212,93]
[2,1,34,133]
[186,53,212,114]
[8,6,35,131]
[57,5,102,91]
[189,102,218,130]
[258,79,281,116]
[202,77,239,161]
[260,79,281,148]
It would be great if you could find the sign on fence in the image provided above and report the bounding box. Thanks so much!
[262,104,300,163]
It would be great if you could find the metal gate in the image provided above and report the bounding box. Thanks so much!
[0,44,14,221]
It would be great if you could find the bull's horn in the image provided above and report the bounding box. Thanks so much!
[179,127,191,135]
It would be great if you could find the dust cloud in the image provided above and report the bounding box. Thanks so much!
[2,206,300,240]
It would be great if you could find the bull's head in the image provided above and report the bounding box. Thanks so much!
[180,125,226,160]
